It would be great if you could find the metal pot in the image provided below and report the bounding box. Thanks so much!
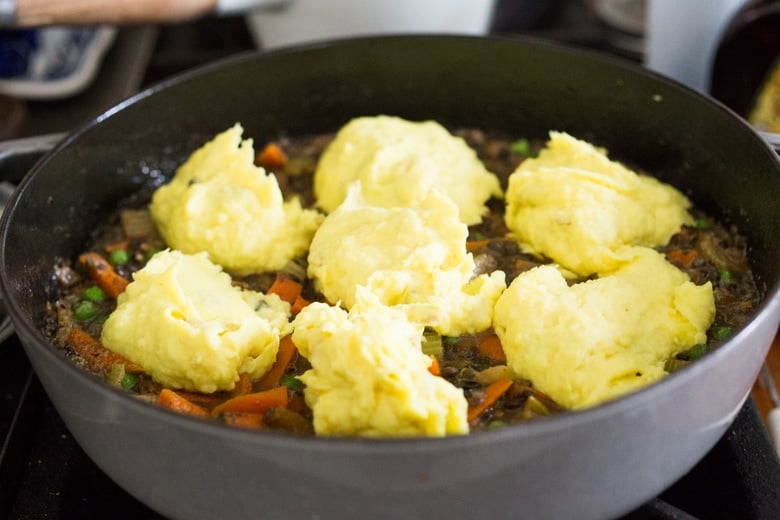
[1,35,778,520]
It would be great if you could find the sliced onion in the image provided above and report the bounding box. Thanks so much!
[120,208,158,238]
[421,330,443,357]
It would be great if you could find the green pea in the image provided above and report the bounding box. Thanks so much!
[687,343,710,360]
[281,373,303,391]
[120,373,138,391]
[713,326,733,341]
[109,249,130,266]
[510,138,532,157]
[718,267,733,282]
[694,218,710,229]
[82,285,106,303]
[73,301,97,321]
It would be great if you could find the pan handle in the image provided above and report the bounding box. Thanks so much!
[216,0,292,15]
[759,131,780,154]
[0,132,66,163]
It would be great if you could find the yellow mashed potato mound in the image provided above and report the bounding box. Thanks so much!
[117,122,719,427]
[150,124,324,275]
[307,185,506,336]
[493,247,715,409]
[101,250,292,394]
[313,115,502,225]
[504,131,693,276]
[292,288,469,437]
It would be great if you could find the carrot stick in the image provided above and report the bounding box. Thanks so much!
[173,373,252,410]
[222,412,265,429]
[290,295,311,315]
[667,249,698,268]
[79,252,129,299]
[256,142,288,169]
[468,377,513,423]
[212,386,289,417]
[104,239,130,253]
[478,334,507,363]
[466,239,490,253]
[230,372,253,397]
[68,327,143,373]
[172,390,223,409]
[267,273,303,305]
[257,335,297,390]
[157,388,210,417]
[428,355,441,376]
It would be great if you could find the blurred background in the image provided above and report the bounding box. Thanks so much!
[1,0,777,140]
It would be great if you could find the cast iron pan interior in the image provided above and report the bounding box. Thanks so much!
[2,34,779,422]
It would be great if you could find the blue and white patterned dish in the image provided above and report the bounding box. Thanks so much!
[0,26,116,100]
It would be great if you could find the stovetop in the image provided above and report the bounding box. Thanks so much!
[2,5,780,519]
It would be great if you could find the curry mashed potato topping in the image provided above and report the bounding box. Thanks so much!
[292,288,469,437]
[150,124,324,275]
[101,250,292,394]
[89,121,724,434]
[307,184,506,336]
[493,247,715,409]
[504,131,693,276]
[313,115,502,225]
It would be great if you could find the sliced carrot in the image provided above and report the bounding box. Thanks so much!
[172,373,253,410]
[256,142,288,169]
[257,335,297,390]
[104,239,130,253]
[68,327,143,373]
[267,273,303,305]
[157,388,210,417]
[428,355,441,376]
[468,377,514,423]
[222,412,265,429]
[230,372,253,397]
[667,249,698,268]
[78,252,129,299]
[477,334,507,363]
[466,239,490,253]
[212,386,289,417]
[173,390,223,409]
[290,295,311,315]
[288,392,308,414]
